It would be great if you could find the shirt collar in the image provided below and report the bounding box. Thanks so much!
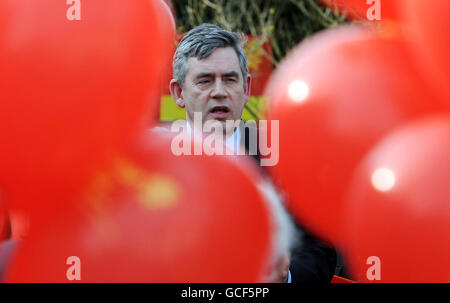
[186,120,241,153]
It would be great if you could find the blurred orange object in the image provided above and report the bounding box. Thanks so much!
[246,35,274,96]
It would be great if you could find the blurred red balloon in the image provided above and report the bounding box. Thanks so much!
[399,0,450,102]
[320,0,398,21]
[161,0,176,32]
[8,209,30,241]
[0,0,175,213]
[5,133,272,282]
[0,201,11,242]
[265,26,443,244]
[341,115,450,282]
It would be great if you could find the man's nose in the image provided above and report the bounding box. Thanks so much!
[211,79,227,98]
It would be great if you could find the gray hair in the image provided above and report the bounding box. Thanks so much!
[173,23,249,88]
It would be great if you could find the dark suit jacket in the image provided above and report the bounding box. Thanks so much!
[240,121,337,283]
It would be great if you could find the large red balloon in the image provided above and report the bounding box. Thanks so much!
[399,0,450,102]
[5,133,272,282]
[8,209,29,240]
[341,115,450,282]
[0,0,175,212]
[265,26,443,244]
[0,201,11,242]
[320,0,398,21]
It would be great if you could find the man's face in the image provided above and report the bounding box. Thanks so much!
[176,47,251,131]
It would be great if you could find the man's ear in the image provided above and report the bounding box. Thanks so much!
[244,74,252,104]
[169,79,185,108]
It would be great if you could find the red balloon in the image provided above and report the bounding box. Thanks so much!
[399,0,450,102]
[320,0,398,21]
[0,0,175,212]
[160,0,176,33]
[265,26,443,244]
[341,115,450,282]
[0,201,11,242]
[5,133,272,282]
[8,209,30,240]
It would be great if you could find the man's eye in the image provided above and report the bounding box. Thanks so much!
[226,78,237,82]
[198,80,210,84]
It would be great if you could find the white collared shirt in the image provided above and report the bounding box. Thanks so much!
[186,121,241,155]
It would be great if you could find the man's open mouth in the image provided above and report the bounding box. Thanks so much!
[210,106,230,114]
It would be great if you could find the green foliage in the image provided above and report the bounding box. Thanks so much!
[172,0,348,65]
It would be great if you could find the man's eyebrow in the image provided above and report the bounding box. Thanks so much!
[223,71,239,78]
[195,71,240,79]
[195,72,214,79]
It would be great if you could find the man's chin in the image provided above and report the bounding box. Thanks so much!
[204,118,226,130]
[208,111,231,121]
